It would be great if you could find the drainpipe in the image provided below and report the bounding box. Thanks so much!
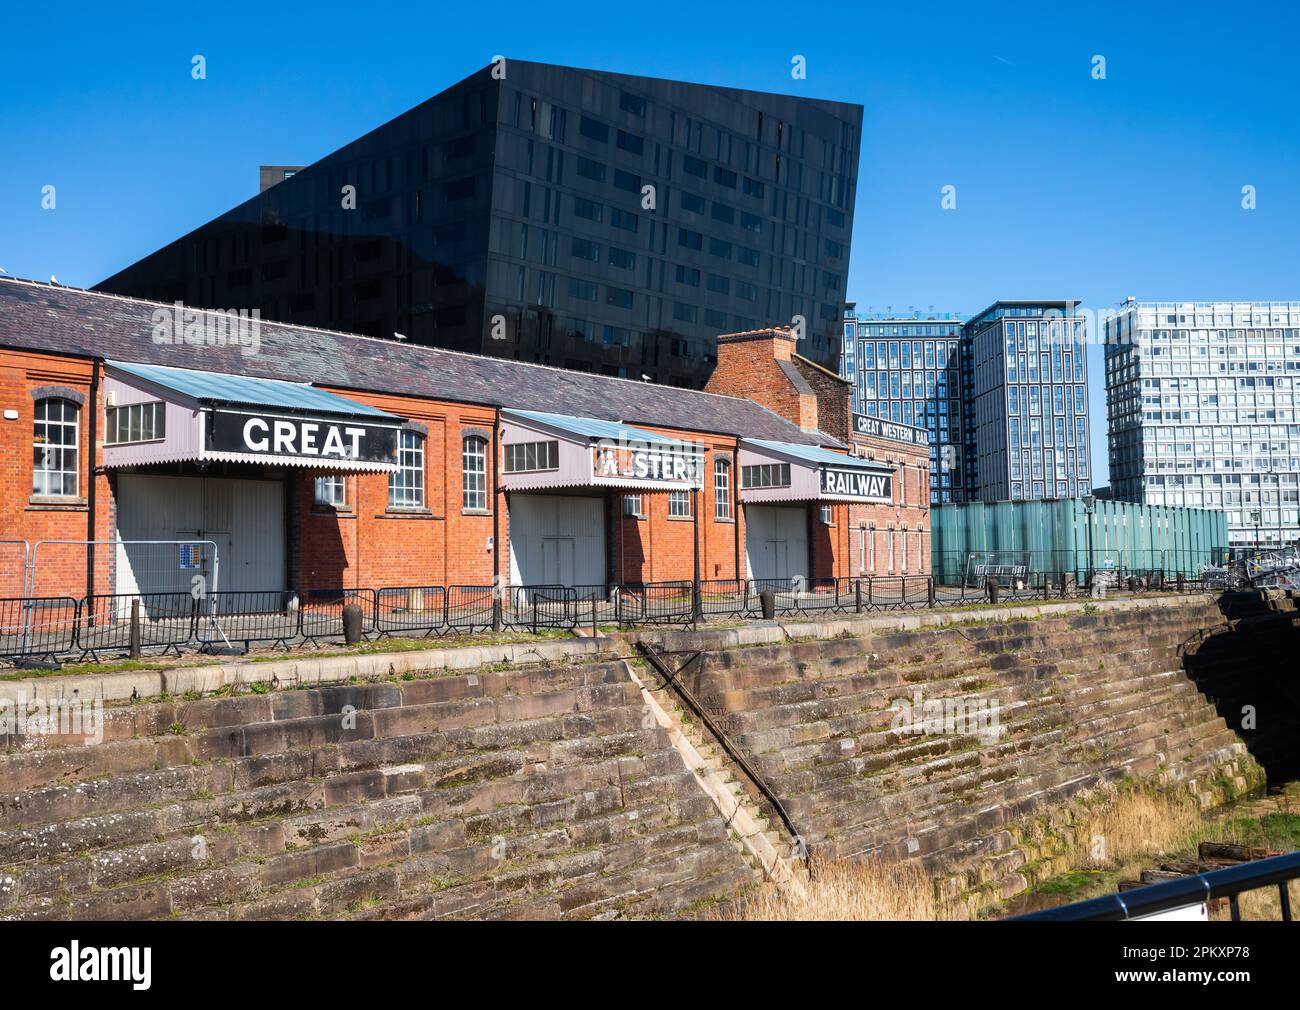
[492,407,502,630]
[732,448,741,579]
[692,482,702,626]
[86,358,100,602]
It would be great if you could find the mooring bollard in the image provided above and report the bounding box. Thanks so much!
[129,597,142,659]
[1062,572,1076,598]
[760,589,776,620]
[987,577,1000,605]
[1176,572,1185,593]
[855,580,864,613]
[342,602,364,645]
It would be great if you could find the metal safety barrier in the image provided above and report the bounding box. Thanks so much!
[0,571,1224,664]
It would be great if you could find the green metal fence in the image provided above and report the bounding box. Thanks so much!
[931,499,1229,585]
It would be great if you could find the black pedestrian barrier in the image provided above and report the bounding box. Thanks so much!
[616,581,694,626]
[446,585,498,633]
[376,586,448,637]
[697,579,749,620]
[201,590,302,649]
[78,592,196,658]
[299,588,377,645]
[0,596,80,659]
[0,567,1225,666]
[505,585,578,631]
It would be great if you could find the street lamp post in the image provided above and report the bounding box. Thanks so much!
[1082,494,1096,587]
[691,467,703,628]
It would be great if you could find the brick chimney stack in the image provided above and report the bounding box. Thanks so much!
[706,327,820,433]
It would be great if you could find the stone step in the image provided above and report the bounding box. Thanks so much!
[0,706,665,834]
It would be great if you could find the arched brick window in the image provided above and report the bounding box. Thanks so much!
[33,397,80,497]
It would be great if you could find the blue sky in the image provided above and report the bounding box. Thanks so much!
[2,0,1297,482]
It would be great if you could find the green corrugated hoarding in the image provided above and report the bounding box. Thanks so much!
[930,499,1228,584]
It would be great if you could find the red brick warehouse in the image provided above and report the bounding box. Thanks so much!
[706,327,931,580]
[0,279,930,599]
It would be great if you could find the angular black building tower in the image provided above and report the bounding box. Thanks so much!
[97,61,862,386]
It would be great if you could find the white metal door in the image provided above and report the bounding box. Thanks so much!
[509,495,604,587]
[115,475,285,596]
[542,538,577,585]
[744,505,809,583]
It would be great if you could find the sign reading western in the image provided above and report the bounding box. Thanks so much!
[820,467,893,501]
[853,413,928,447]
[592,439,703,484]
[208,409,399,463]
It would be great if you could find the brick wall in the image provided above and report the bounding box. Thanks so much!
[705,328,818,432]
[706,327,933,581]
[790,353,851,444]
[293,391,502,592]
[4,344,916,597]
[0,349,114,599]
[844,432,931,577]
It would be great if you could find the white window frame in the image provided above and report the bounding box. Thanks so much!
[314,475,347,508]
[462,435,488,511]
[389,429,426,508]
[105,400,166,445]
[714,458,732,520]
[668,490,692,518]
[33,397,80,498]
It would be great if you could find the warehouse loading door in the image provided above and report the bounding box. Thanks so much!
[115,475,285,596]
[509,494,605,588]
[744,504,809,584]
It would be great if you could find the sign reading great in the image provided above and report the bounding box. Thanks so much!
[852,413,929,447]
[208,409,399,464]
[820,467,893,501]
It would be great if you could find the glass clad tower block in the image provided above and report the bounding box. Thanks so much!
[839,300,1090,504]
[1105,300,1300,550]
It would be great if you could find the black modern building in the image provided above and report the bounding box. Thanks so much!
[97,61,862,387]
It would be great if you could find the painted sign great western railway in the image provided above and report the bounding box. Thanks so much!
[853,413,929,446]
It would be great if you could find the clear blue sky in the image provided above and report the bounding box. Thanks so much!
[2,0,1297,483]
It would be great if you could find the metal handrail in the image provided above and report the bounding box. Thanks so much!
[636,641,811,872]
[1010,850,1300,921]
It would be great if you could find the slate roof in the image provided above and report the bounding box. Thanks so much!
[0,278,841,447]
[503,409,695,447]
[744,438,891,471]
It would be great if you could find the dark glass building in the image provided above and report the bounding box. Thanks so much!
[97,61,862,387]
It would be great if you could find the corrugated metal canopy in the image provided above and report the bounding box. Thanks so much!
[743,438,891,470]
[107,360,401,419]
[504,408,696,447]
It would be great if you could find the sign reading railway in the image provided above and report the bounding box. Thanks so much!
[820,467,893,501]
[208,409,399,464]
